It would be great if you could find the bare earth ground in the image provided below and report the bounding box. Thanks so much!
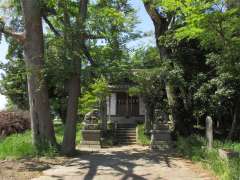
[0,145,217,180]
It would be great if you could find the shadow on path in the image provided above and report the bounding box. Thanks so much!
[62,147,178,180]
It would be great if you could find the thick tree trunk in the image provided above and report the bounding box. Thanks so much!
[144,103,152,134]
[165,83,177,123]
[21,0,56,148]
[62,72,80,154]
[62,0,88,155]
[143,1,193,136]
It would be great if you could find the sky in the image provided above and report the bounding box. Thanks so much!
[0,0,155,110]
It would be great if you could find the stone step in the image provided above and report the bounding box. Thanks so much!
[116,125,137,145]
[118,140,136,144]
[118,137,136,140]
[119,142,136,145]
[118,134,136,138]
[118,138,136,141]
[117,130,136,133]
[117,124,136,128]
[117,132,136,135]
[117,134,136,138]
[117,137,136,141]
[117,131,136,134]
[117,128,136,131]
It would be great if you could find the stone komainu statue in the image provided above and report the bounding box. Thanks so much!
[83,109,101,130]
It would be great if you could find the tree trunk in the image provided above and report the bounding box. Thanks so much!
[143,1,192,136]
[21,0,56,148]
[100,99,107,131]
[62,72,80,154]
[179,87,194,134]
[227,98,239,140]
[62,0,88,155]
[144,103,152,134]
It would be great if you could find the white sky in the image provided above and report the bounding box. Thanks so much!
[0,0,155,110]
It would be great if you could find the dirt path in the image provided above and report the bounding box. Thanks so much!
[31,145,216,180]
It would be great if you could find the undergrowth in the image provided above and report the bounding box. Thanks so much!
[137,124,151,145]
[176,135,240,180]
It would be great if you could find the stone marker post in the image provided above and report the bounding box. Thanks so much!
[206,116,213,149]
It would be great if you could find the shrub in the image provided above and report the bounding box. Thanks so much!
[137,124,151,145]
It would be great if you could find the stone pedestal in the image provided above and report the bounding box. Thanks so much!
[81,130,101,149]
[80,109,102,149]
[150,123,171,151]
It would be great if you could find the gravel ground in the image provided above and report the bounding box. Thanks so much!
[31,145,217,180]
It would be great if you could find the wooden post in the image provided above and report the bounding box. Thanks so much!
[108,95,111,122]
[206,116,213,149]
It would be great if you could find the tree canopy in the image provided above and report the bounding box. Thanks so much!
[0,0,240,152]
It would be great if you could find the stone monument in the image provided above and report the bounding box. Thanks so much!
[150,109,171,151]
[81,109,102,149]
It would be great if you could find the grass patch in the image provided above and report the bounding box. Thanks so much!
[0,122,82,160]
[54,122,82,144]
[176,135,240,180]
[0,131,38,159]
[137,124,151,145]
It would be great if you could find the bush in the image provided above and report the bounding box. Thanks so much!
[137,124,151,145]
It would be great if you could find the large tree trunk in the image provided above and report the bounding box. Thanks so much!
[144,102,154,134]
[62,72,80,154]
[100,99,107,131]
[62,0,88,155]
[21,0,56,148]
[143,2,189,135]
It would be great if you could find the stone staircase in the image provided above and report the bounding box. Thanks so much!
[116,124,137,145]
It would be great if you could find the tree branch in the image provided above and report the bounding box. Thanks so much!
[81,43,95,65]
[143,1,169,36]
[0,23,25,43]
[43,15,61,37]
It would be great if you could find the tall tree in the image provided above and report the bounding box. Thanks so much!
[61,0,89,155]
[0,0,56,148]
[142,0,191,135]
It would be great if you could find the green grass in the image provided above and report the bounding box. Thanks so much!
[137,124,151,145]
[54,122,82,144]
[0,122,82,160]
[0,131,38,159]
[176,135,240,180]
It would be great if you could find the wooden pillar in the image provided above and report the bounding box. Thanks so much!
[108,95,111,122]
[206,116,213,149]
